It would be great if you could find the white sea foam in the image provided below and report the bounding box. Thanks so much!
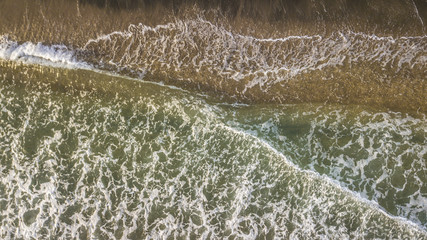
[0,67,426,238]
[0,35,91,70]
[226,105,427,230]
[84,18,427,92]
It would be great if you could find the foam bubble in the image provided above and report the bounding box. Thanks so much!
[225,105,427,229]
[0,35,91,70]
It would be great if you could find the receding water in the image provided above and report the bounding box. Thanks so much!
[1,0,426,111]
[0,61,425,239]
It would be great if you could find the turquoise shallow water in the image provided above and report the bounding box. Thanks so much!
[0,61,426,239]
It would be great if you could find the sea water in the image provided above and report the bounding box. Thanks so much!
[0,0,426,238]
[0,60,425,239]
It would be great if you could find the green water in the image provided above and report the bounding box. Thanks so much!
[0,61,426,239]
